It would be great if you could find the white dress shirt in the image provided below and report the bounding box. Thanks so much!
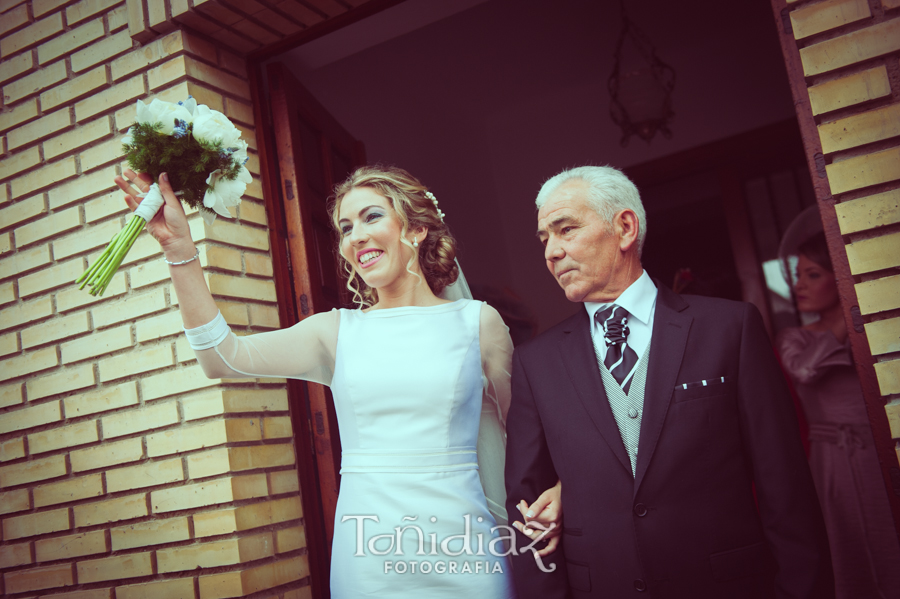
[585,270,658,361]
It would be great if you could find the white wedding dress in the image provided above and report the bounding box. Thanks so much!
[186,298,515,598]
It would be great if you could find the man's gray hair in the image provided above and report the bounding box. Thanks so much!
[536,165,647,255]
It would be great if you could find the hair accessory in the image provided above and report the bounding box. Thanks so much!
[165,248,200,266]
[424,190,445,222]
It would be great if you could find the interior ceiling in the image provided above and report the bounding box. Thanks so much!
[283,0,492,70]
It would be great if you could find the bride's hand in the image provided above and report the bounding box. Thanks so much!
[512,479,563,557]
[115,169,194,257]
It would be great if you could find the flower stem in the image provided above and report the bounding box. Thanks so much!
[76,215,147,296]
[76,233,117,287]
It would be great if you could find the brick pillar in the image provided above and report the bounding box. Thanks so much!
[770,0,900,520]
[0,3,310,598]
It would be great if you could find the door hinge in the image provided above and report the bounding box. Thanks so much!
[849,305,865,334]
[285,179,294,200]
[813,153,827,178]
[300,293,310,315]
[781,8,793,35]
[314,411,325,435]
[284,239,292,272]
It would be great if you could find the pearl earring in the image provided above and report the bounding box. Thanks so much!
[413,238,419,248]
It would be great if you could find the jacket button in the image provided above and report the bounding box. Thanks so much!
[634,579,647,592]
[634,503,648,517]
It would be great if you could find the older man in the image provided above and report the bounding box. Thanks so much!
[505,166,833,598]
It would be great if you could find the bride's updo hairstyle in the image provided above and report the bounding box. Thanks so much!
[330,165,459,307]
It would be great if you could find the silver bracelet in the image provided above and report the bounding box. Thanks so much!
[164,248,200,266]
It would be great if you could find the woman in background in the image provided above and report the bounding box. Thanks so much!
[777,232,900,599]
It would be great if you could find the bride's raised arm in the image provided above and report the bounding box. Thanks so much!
[187,310,338,386]
[117,170,338,387]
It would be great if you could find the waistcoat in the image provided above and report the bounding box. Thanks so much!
[597,344,651,476]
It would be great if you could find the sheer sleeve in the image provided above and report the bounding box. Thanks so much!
[187,309,339,387]
[477,302,514,526]
[776,327,852,386]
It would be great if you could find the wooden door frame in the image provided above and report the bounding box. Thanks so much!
[249,64,330,599]
[264,57,367,555]
[246,3,407,598]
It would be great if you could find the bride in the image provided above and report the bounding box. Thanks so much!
[115,165,561,598]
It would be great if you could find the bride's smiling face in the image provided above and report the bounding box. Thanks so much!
[338,187,420,291]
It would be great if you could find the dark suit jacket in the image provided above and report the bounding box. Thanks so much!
[505,286,833,599]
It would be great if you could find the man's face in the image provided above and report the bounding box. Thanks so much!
[536,181,623,303]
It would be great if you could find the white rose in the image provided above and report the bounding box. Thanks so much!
[135,99,193,136]
[180,96,197,117]
[237,165,252,185]
[192,104,242,149]
[202,168,248,224]
[231,140,249,167]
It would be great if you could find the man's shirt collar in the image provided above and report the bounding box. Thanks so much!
[584,270,657,326]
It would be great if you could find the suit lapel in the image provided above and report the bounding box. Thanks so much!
[557,311,632,475]
[634,285,692,494]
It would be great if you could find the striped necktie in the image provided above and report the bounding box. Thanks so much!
[596,305,639,394]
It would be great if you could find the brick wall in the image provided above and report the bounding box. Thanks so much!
[773,0,900,469]
[0,2,310,597]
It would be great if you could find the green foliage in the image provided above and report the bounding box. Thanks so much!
[122,122,243,215]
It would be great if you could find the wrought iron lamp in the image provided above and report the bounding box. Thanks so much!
[608,2,676,147]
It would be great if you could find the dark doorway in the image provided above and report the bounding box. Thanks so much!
[274,0,797,334]
[640,178,744,302]
[625,119,816,336]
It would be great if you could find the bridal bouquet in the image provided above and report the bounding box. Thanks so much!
[76,97,251,296]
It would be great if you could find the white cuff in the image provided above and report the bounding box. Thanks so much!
[184,311,230,350]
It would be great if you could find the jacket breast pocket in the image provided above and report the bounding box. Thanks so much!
[673,378,735,404]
